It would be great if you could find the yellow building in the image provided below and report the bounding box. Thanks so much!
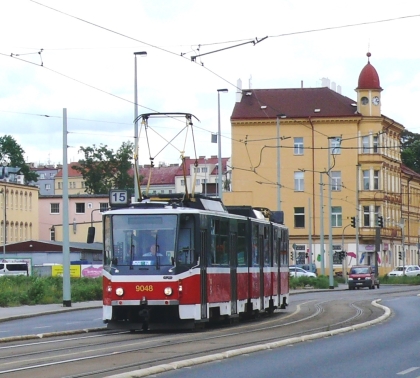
[54,163,86,195]
[225,53,418,273]
[0,183,39,246]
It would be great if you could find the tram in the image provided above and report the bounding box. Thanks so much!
[93,189,290,331]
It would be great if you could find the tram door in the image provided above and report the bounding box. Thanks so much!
[259,231,264,311]
[230,227,238,315]
[200,229,208,319]
[275,228,281,305]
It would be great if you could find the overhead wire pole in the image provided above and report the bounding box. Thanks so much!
[319,172,325,275]
[356,164,361,263]
[328,137,334,288]
[276,114,286,211]
[217,89,228,200]
[62,108,71,307]
[134,51,147,201]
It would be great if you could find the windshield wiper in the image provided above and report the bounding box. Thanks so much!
[130,233,134,270]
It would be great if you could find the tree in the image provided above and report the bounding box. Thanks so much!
[72,142,134,194]
[0,135,38,183]
[401,130,420,174]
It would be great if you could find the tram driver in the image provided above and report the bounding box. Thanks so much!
[143,244,163,257]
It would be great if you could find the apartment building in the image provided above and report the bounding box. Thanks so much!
[225,53,418,273]
[0,182,39,246]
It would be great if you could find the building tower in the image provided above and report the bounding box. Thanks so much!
[356,52,383,117]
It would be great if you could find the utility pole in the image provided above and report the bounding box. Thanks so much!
[319,172,325,275]
[327,137,334,289]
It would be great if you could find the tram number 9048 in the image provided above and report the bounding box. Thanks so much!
[136,285,154,292]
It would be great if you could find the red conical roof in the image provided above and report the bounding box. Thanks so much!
[357,52,382,90]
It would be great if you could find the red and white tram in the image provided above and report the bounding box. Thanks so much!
[97,190,289,331]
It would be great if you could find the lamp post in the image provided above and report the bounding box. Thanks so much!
[276,114,286,211]
[1,186,6,255]
[134,51,147,201]
[217,89,228,200]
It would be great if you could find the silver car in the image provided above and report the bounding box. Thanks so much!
[289,266,317,278]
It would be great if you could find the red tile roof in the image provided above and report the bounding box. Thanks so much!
[55,163,82,178]
[136,156,230,185]
[231,87,358,120]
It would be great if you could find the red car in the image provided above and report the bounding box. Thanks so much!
[348,265,380,290]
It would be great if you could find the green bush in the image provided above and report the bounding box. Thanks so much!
[289,275,338,289]
[0,276,103,307]
[380,274,420,285]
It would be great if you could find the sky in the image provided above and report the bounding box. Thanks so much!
[1,1,420,167]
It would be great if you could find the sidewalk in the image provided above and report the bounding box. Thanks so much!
[0,285,348,323]
[0,300,102,323]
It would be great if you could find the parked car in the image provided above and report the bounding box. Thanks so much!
[289,266,317,278]
[388,265,420,277]
[348,265,380,290]
[290,263,317,275]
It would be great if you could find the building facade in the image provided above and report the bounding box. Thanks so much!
[38,194,109,243]
[28,164,60,195]
[225,53,418,274]
[0,182,39,247]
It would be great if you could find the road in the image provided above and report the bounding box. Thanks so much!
[0,286,418,378]
[155,290,420,378]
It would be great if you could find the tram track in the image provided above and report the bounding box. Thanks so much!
[0,297,389,378]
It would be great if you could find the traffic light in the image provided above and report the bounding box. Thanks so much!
[350,216,356,228]
[398,251,402,260]
[290,252,293,261]
[377,216,383,228]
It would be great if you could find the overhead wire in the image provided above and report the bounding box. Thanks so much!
[5,2,420,179]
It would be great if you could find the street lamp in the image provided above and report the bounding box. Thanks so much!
[134,51,147,201]
[0,186,6,255]
[217,89,228,200]
[276,114,286,211]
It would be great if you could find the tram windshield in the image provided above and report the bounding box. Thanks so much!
[105,214,178,267]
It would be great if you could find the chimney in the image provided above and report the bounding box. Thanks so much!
[236,78,243,103]
[321,77,330,88]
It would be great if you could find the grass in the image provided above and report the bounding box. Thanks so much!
[379,274,420,285]
[289,274,420,289]
[2,274,419,307]
[0,276,102,307]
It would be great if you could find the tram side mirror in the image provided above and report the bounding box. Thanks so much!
[87,227,96,243]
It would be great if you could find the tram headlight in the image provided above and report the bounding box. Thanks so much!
[115,287,124,296]
[164,287,173,296]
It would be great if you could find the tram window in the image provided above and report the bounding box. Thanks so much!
[109,214,177,266]
[273,229,279,267]
[237,222,247,266]
[252,224,258,265]
[263,239,270,266]
[210,218,229,265]
[178,215,196,265]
